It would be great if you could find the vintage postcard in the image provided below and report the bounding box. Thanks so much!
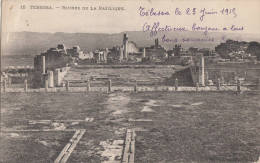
[1,0,260,162]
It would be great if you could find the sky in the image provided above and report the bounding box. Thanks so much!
[2,0,260,35]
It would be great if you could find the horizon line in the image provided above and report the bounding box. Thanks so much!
[6,30,260,36]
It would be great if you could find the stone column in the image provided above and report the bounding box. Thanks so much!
[24,79,28,92]
[142,48,146,58]
[123,33,128,60]
[42,56,46,74]
[108,79,112,92]
[134,82,138,93]
[98,53,101,63]
[54,69,61,87]
[48,71,54,88]
[199,55,205,86]
[205,71,209,86]
[66,81,69,92]
[119,47,124,62]
[196,82,199,91]
[217,78,221,90]
[87,80,90,91]
[237,79,241,93]
[175,78,178,91]
[3,79,6,92]
[8,77,12,86]
[155,38,159,47]
[45,78,48,92]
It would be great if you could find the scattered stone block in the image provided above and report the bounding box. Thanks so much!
[171,104,183,108]
[191,102,204,106]
[85,117,94,122]
[141,106,155,112]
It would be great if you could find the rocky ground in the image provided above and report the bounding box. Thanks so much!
[0,91,259,162]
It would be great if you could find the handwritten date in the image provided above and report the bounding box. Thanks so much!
[139,6,237,22]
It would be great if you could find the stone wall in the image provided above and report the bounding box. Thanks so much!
[167,67,196,86]
[1,85,252,93]
[54,67,71,87]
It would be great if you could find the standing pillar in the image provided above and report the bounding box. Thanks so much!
[142,48,146,58]
[108,79,112,92]
[3,79,6,92]
[87,80,90,91]
[98,53,101,63]
[24,79,28,92]
[216,78,221,90]
[237,79,241,93]
[8,77,12,86]
[42,56,46,74]
[196,82,199,91]
[123,33,128,60]
[134,82,138,92]
[119,47,124,62]
[48,71,54,88]
[45,78,48,92]
[175,78,178,91]
[199,55,205,86]
[54,69,61,87]
[205,71,209,86]
[66,81,69,92]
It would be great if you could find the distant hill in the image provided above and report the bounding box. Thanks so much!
[2,31,260,56]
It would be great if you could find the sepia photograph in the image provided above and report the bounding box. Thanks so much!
[1,0,260,162]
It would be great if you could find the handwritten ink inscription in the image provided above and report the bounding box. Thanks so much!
[139,6,243,43]
[143,22,187,37]
[17,3,245,44]
[139,6,237,22]
[143,22,244,37]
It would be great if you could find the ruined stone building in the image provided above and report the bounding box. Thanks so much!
[67,46,81,58]
[122,33,140,61]
[143,38,167,62]
[167,55,205,86]
[107,33,142,63]
[33,44,72,88]
[34,44,71,71]
[66,46,93,60]
[167,54,259,87]
[93,49,108,63]
[107,46,123,63]
[107,34,168,63]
